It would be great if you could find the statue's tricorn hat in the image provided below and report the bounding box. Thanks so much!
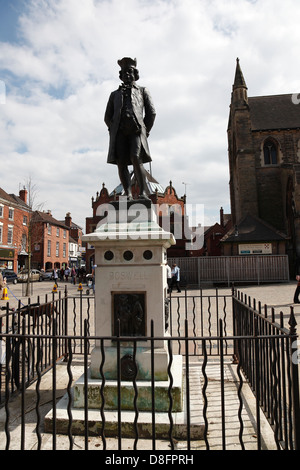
[118,57,137,69]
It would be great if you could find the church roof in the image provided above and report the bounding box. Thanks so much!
[249,94,300,131]
[221,214,287,243]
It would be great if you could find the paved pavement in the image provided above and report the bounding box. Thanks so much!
[3,279,300,327]
[0,280,299,451]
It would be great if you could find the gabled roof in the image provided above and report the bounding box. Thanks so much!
[0,188,15,205]
[221,214,287,243]
[58,219,82,230]
[33,211,69,229]
[0,187,30,210]
[249,94,300,131]
[203,223,226,236]
[8,193,30,210]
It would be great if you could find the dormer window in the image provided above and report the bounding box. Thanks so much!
[263,139,278,165]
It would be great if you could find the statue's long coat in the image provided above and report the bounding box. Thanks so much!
[104,83,156,165]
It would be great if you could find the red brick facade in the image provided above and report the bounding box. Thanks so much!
[31,211,69,270]
[0,188,30,272]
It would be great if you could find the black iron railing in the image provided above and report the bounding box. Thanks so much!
[0,287,299,450]
[168,288,233,356]
[233,289,300,450]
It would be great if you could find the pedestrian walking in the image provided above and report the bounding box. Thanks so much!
[294,257,300,303]
[170,263,181,293]
[71,266,76,285]
[53,268,59,286]
[92,264,97,294]
[64,267,70,282]
[166,263,172,293]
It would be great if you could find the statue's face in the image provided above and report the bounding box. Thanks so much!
[121,66,135,85]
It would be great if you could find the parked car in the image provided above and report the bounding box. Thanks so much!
[17,269,43,282]
[0,269,18,284]
[40,269,54,281]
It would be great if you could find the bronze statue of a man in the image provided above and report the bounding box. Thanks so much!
[104,58,156,200]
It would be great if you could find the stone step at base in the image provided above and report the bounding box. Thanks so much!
[44,363,204,441]
[74,355,183,412]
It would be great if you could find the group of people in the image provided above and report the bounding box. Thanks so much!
[53,266,86,286]
[166,263,181,294]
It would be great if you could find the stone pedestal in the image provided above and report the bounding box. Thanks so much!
[83,198,175,383]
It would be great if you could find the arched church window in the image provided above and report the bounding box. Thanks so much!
[263,139,278,165]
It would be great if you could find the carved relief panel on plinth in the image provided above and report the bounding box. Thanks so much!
[112,292,146,337]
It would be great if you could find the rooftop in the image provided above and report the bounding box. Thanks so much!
[221,214,287,243]
[249,94,300,131]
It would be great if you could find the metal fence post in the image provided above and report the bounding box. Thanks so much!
[289,308,300,450]
[232,288,239,364]
[64,286,68,361]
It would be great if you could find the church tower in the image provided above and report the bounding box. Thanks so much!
[228,58,258,224]
[226,58,300,269]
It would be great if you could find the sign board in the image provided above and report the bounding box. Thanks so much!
[239,243,272,255]
[0,248,15,259]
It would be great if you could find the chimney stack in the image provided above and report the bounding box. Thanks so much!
[19,187,28,204]
[220,207,224,227]
[65,212,72,227]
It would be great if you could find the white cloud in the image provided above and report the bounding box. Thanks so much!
[1,0,300,229]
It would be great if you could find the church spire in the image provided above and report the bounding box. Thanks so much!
[233,58,247,89]
[232,58,248,106]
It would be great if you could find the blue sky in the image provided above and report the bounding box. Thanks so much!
[0,0,20,42]
[1,0,300,231]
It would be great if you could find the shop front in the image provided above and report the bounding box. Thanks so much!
[0,248,15,271]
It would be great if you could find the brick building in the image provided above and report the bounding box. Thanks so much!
[31,210,69,271]
[85,173,190,272]
[61,212,83,267]
[226,59,300,268]
[0,187,30,272]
